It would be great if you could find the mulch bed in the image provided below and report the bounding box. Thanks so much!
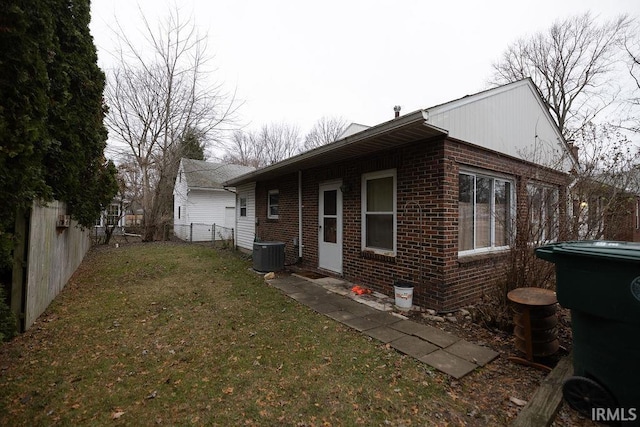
[405,305,599,426]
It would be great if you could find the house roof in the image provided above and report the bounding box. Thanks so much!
[181,158,254,190]
[224,78,573,187]
[224,110,448,186]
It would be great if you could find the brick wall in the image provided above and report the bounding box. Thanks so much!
[255,136,569,310]
[254,173,300,265]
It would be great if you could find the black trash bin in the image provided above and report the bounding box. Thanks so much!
[536,241,640,420]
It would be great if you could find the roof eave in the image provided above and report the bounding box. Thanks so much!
[225,110,447,186]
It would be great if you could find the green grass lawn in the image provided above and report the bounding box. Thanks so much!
[0,242,462,426]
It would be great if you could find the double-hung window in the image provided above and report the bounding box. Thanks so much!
[106,204,120,226]
[362,169,396,255]
[267,190,279,219]
[459,172,513,254]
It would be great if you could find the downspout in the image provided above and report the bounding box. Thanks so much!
[298,170,303,260]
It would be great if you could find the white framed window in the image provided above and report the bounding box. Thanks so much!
[268,190,279,219]
[361,169,396,255]
[459,172,514,254]
[106,204,120,226]
[239,197,247,217]
[527,183,559,243]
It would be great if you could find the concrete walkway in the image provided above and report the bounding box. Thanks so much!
[267,274,499,379]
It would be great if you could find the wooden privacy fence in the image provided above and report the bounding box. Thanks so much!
[11,200,91,331]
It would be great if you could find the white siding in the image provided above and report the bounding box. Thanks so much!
[173,162,190,240]
[426,81,570,171]
[184,189,236,241]
[236,182,256,250]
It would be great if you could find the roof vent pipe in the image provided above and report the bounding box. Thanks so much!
[393,105,401,118]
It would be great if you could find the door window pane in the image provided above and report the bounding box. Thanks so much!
[323,217,337,243]
[324,190,337,216]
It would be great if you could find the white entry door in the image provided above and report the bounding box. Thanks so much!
[318,182,343,273]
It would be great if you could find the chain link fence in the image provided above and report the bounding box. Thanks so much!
[173,223,234,246]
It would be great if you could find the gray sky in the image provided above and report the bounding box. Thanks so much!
[90,0,640,140]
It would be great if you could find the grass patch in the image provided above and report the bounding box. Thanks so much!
[0,243,460,425]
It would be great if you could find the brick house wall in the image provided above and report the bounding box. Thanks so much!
[254,136,568,311]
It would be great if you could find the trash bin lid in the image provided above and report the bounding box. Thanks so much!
[537,240,640,263]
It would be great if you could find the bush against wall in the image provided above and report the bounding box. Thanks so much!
[0,1,118,271]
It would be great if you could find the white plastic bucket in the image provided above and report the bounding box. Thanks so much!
[394,285,414,311]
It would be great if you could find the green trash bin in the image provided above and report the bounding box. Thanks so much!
[536,241,640,421]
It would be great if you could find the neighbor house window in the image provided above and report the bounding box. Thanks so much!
[178,206,181,219]
[527,183,559,243]
[362,169,396,254]
[106,204,120,226]
[268,190,279,219]
[239,197,247,217]
[459,172,513,254]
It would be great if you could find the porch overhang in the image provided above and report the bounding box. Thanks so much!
[224,110,448,186]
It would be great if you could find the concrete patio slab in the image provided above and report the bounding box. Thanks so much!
[444,340,499,366]
[306,301,342,314]
[413,324,459,348]
[419,349,478,379]
[313,277,350,286]
[362,312,403,326]
[333,301,378,317]
[390,335,439,358]
[389,321,459,348]
[268,273,500,379]
[364,326,407,343]
[266,276,308,286]
[341,315,382,332]
[288,292,321,304]
[325,310,358,322]
[269,280,306,293]
[353,297,392,312]
[317,282,351,296]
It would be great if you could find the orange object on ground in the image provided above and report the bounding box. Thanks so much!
[351,285,372,295]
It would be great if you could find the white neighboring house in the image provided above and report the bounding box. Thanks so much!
[93,202,126,237]
[173,158,254,242]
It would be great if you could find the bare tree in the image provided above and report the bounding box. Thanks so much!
[221,130,264,168]
[301,116,347,152]
[570,122,640,239]
[260,122,301,165]
[220,122,300,168]
[100,171,127,245]
[624,26,640,134]
[491,12,632,140]
[104,6,239,240]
